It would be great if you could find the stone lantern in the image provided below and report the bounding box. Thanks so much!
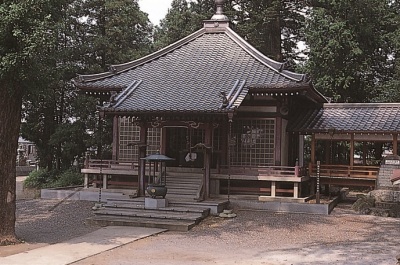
[142,153,174,209]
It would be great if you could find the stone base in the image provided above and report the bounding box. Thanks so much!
[145,197,168,209]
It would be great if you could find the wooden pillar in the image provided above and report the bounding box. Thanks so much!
[160,127,166,155]
[393,134,398,156]
[350,134,354,167]
[362,141,367,165]
[325,141,330,164]
[275,117,282,165]
[138,123,148,197]
[220,121,228,168]
[311,134,316,164]
[84,173,89,188]
[112,115,119,160]
[204,122,213,199]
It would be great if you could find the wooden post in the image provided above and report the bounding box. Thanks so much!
[271,181,276,197]
[102,174,107,189]
[311,134,316,164]
[220,121,228,169]
[393,134,398,156]
[350,134,354,167]
[204,123,213,199]
[363,141,367,165]
[275,117,282,165]
[293,182,299,198]
[84,173,89,188]
[112,115,119,160]
[138,123,148,197]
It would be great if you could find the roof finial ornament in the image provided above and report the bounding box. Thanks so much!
[211,0,228,21]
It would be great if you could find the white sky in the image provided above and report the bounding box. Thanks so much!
[138,0,174,25]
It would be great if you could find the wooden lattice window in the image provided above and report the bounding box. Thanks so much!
[230,119,275,166]
[118,117,161,161]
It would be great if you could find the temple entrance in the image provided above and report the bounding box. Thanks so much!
[165,127,204,168]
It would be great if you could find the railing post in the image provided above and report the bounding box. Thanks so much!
[295,158,300,177]
[85,152,90,169]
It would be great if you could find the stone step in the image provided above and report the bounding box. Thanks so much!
[166,194,199,200]
[87,215,196,231]
[94,208,205,223]
[168,200,229,215]
[167,189,198,195]
[166,172,203,178]
[103,201,210,216]
[165,183,200,188]
[165,179,202,183]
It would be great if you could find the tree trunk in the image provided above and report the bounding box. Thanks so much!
[0,85,23,245]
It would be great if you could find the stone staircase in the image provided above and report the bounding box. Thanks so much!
[164,170,203,201]
[87,197,228,231]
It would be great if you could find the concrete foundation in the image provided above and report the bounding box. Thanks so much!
[145,197,168,209]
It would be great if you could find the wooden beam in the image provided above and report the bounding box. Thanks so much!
[393,134,398,156]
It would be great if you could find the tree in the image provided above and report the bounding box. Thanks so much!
[153,0,215,50]
[0,0,70,245]
[154,0,308,64]
[228,0,307,62]
[304,0,399,102]
[79,0,153,72]
[21,0,152,169]
[372,1,400,102]
[20,0,89,170]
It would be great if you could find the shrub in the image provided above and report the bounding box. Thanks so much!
[24,169,56,189]
[24,168,83,189]
[352,195,375,214]
[51,169,83,188]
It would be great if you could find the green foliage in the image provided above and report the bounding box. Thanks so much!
[20,0,148,170]
[79,0,153,72]
[24,169,58,189]
[229,0,308,62]
[304,0,399,102]
[24,168,83,189]
[154,0,308,64]
[153,0,215,50]
[51,169,84,188]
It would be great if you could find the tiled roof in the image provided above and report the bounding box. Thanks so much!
[288,103,400,134]
[75,24,325,114]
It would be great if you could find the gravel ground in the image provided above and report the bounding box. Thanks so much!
[72,200,400,265]
[1,198,400,264]
[15,199,99,244]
